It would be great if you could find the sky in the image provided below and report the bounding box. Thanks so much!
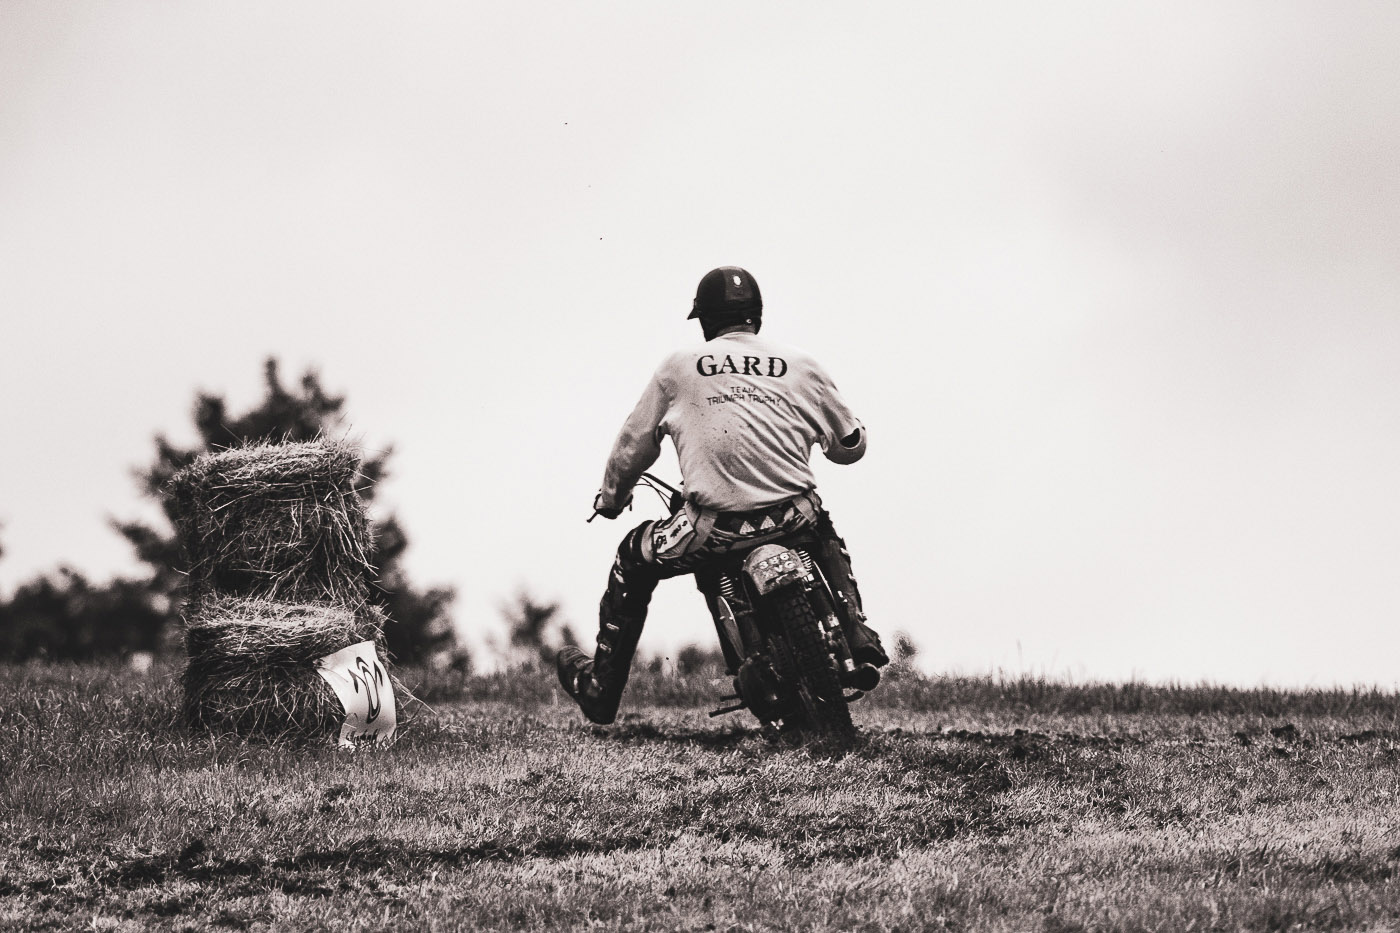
[2,2,1397,686]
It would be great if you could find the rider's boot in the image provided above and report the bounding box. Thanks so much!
[557,525,659,724]
[814,513,889,668]
[844,619,889,669]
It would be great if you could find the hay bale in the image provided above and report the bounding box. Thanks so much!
[168,440,373,605]
[182,596,389,740]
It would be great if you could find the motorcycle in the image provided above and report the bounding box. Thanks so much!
[604,473,882,736]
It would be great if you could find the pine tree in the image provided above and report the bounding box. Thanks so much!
[502,592,577,667]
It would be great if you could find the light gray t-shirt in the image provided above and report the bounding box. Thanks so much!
[598,332,864,512]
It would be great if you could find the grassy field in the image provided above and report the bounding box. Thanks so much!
[2,662,1399,932]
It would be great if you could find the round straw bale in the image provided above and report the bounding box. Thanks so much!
[168,440,373,605]
[182,596,390,740]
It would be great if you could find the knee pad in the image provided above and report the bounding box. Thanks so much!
[617,523,656,575]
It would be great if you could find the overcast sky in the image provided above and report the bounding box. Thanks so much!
[2,2,1397,686]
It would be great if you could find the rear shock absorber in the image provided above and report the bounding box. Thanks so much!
[722,574,763,651]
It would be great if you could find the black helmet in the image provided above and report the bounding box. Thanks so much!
[689,266,762,321]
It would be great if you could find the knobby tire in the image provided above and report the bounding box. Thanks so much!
[771,585,854,737]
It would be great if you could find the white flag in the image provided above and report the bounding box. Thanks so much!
[316,641,397,747]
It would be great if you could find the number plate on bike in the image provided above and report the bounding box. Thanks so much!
[743,544,807,595]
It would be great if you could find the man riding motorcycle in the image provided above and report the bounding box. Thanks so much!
[557,266,887,725]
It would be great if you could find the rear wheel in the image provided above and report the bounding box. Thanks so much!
[768,585,854,737]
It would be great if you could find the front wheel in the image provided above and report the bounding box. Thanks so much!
[769,586,854,737]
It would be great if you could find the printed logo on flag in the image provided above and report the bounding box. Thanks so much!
[316,641,398,747]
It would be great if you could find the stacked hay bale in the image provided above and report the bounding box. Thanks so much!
[168,441,372,606]
[169,440,397,743]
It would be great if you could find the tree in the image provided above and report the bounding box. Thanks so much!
[501,592,576,667]
[0,568,166,662]
[894,632,919,661]
[676,643,727,675]
[114,358,457,664]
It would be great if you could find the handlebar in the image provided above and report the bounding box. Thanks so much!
[587,472,684,523]
[640,472,683,500]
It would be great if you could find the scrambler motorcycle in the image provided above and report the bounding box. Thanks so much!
[625,473,882,736]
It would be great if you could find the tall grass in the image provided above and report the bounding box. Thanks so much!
[407,659,1400,718]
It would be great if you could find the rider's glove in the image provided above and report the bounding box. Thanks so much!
[592,491,632,520]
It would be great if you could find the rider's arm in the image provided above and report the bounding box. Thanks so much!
[810,362,867,465]
[597,372,669,510]
[824,425,867,464]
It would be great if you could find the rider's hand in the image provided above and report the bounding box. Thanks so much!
[592,492,632,520]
